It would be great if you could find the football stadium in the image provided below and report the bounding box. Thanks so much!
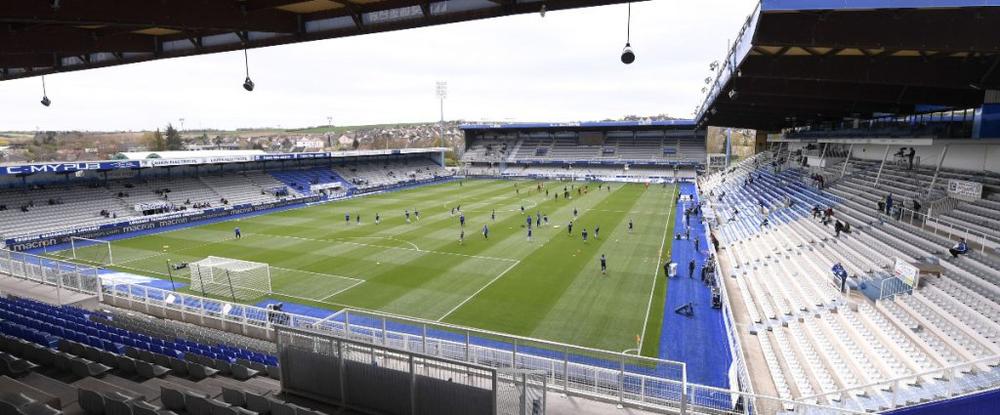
[1,1,1000,415]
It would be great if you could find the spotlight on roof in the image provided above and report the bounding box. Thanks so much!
[728,89,739,100]
[621,43,635,65]
[40,75,51,107]
[620,2,634,65]
[243,76,255,92]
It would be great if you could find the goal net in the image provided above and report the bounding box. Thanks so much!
[189,256,271,301]
[70,237,114,266]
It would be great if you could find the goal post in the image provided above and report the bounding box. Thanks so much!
[189,256,271,301]
[69,237,114,266]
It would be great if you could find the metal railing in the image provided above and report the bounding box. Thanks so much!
[2,246,986,414]
[893,206,994,254]
[275,324,503,415]
[0,249,102,300]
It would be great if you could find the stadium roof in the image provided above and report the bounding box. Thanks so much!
[0,0,633,81]
[460,120,697,132]
[115,150,266,160]
[695,0,1000,131]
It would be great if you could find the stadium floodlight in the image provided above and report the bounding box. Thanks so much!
[620,2,635,65]
[436,81,447,147]
[242,49,255,91]
[40,76,51,107]
[728,89,739,100]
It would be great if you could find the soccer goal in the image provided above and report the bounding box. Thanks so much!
[69,237,114,266]
[189,256,271,301]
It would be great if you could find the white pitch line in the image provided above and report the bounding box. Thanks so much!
[638,185,677,352]
[338,235,421,251]
[319,279,366,301]
[258,232,519,263]
[270,265,362,283]
[436,260,521,322]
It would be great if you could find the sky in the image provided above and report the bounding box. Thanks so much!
[0,0,757,132]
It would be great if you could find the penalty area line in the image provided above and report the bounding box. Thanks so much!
[435,260,520,322]
[319,279,366,301]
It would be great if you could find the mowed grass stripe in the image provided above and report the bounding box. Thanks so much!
[441,184,660,350]
[324,182,566,318]
[47,180,672,353]
[533,185,673,352]
[370,184,611,318]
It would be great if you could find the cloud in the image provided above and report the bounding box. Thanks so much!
[0,0,757,131]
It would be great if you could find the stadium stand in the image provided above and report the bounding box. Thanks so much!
[460,121,705,181]
[333,158,449,191]
[0,295,298,415]
[699,150,1000,412]
[0,156,449,243]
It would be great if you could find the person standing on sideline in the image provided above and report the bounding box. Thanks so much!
[405,209,411,223]
[885,193,894,216]
[663,260,670,278]
[527,227,532,242]
[573,207,578,218]
[568,221,573,235]
[693,236,700,251]
[375,212,380,225]
[582,228,588,243]
[460,213,465,228]
[356,215,360,224]
[688,258,696,279]
[600,254,607,275]
[459,229,464,245]
[234,226,241,239]
[491,209,495,221]
[482,224,489,239]
[345,212,350,223]
[594,225,600,240]
[628,219,634,234]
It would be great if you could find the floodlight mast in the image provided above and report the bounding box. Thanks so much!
[436,81,447,148]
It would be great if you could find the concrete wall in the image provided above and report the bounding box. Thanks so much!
[848,143,1000,174]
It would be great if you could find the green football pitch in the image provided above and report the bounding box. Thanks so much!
[51,179,676,356]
